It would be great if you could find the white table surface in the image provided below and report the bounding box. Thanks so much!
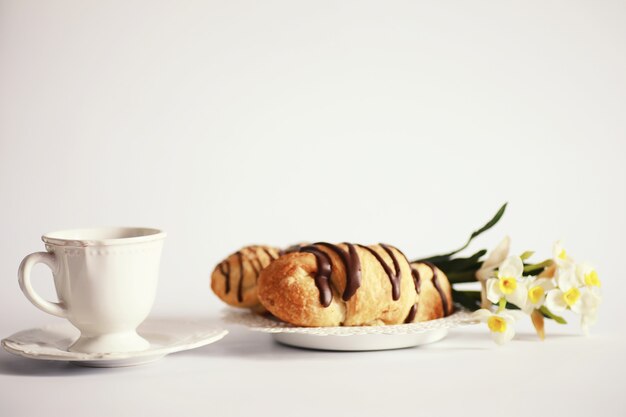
[1,308,624,417]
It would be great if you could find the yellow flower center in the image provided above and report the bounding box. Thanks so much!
[564,287,581,307]
[487,316,507,333]
[498,277,517,295]
[584,270,601,287]
[558,249,567,260]
[528,286,545,304]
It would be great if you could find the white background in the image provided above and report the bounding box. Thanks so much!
[1,1,625,416]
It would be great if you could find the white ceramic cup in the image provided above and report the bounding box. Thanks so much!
[18,227,166,354]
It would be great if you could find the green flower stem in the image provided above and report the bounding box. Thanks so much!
[498,298,507,312]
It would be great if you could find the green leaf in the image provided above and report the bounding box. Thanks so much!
[523,259,553,276]
[435,249,487,274]
[540,306,567,324]
[520,251,534,261]
[416,202,507,263]
[451,289,482,311]
[446,270,481,283]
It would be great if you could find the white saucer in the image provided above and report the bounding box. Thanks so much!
[272,329,450,351]
[224,310,475,351]
[1,318,228,367]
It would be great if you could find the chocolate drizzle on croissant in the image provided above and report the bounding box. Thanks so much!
[299,245,333,307]
[236,252,244,302]
[411,267,421,293]
[423,261,451,316]
[404,266,422,322]
[247,251,262,276]
[313,243,362,302]
[358,244,402,301]
[260,247,278,263]
[300,242,409,306]
[298,242,412,306]
[404,304,418,323]
[299,243,452,319]
[217,251,247,302]
[218,261,231,294]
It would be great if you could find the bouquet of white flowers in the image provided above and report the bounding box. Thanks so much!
[418,204,602,344]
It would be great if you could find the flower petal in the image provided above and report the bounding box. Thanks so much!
[581,310,599,336]
[501,309,526,321]
[555,266,578,291]
[486,278,502,303]
[472,309,493,323]
[506,284,528,309]
[545,289,567,313]
[499,256,524,279]
[521,302,535,314]
[589,285,603,297]
[576,262,594,279]
[570,298,583,314]
[536,278,556,291]
[492,331,506,345]
[492,319,516,345]
[475,268,489,283]
[502,322,516,344]
[580,289,602,311]
[482,236,511,271]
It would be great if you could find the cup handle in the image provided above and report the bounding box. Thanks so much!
[18,252,68,318]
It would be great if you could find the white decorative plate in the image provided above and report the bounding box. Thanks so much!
[224,310,476,351]
[1,318,228,367]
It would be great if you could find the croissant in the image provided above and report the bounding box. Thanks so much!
[210,245,281,312]
[257,242,453,327]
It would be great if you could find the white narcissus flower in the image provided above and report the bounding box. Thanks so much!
[476,236,511,308]
[522,277,555,313]
[547,242,603,335]
[576,262,601,290]
[553,241,574,268]
[579,290,602,335]
[574,262,602,335]
[555,263,581,291]
[486,255,527,308]
[545,267,584,313]
[472,309,524,345]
